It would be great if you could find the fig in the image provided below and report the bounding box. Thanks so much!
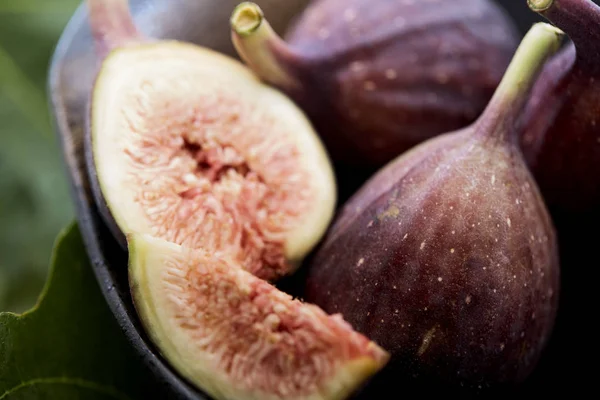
[230,0,520,170]
[128,233,389,400]
[520,0,600,214]
[304,23,563,390]
[84,0,336,281]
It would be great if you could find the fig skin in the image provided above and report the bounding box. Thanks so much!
[304,23,563,392]
[230,0,519,171]
[84,0,337,281]
[520,0,600,215]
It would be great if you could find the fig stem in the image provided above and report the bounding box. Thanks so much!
[476,22,564,141]
[528,0,554,11]
[528,0,600,70]
[87,0,141,58]
[230,2,301,90]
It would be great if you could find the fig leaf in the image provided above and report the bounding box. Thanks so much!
[0,223,152,399]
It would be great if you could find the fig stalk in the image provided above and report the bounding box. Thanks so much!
[529,0,600,66]
[474,21,564,142]
[88,0,141,57]
[230,2,301,91]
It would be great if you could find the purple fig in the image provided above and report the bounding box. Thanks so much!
[304,23,563,391]
[521,0,600,214]
[230,0,519,170]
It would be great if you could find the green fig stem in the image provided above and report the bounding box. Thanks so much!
[87,0,141,59]
[528,0,554,10]
[230,2,301,90]
[476,22,564,142]
[528,0,600,70]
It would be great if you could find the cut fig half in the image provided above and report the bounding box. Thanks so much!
[85,0,337,281]
[128,233,389,400]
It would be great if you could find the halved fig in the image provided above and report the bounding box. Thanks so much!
[128,233,389,400]
[85,0,337,281]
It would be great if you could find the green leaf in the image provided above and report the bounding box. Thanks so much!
[0,223,154,399]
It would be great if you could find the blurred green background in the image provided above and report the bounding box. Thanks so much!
[0,0,81,313]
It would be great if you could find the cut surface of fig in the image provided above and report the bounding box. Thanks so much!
[304,23,563,390]
[231,0,519,169]
[86,0,336,281]
[128,233,389,400]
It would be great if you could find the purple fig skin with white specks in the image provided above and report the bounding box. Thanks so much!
[304,23,563,390]
[230,0,519,169]
[520,0,600,215]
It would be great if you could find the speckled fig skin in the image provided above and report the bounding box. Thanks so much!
[231,0,519,170]
[520,0,600,214]
[304,23,563,391]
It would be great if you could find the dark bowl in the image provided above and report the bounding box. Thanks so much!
[48,1,589,398]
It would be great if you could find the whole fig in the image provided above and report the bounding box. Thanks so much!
[521,0,600,215]
[304,23,563,392]
[230,0,519,172]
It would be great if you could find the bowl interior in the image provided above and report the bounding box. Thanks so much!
[49,1,574,399]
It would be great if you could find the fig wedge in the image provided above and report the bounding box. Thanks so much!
[128,233,389,400]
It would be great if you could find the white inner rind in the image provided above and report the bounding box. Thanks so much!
[128,233,388,400]
[92,42,336,276]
